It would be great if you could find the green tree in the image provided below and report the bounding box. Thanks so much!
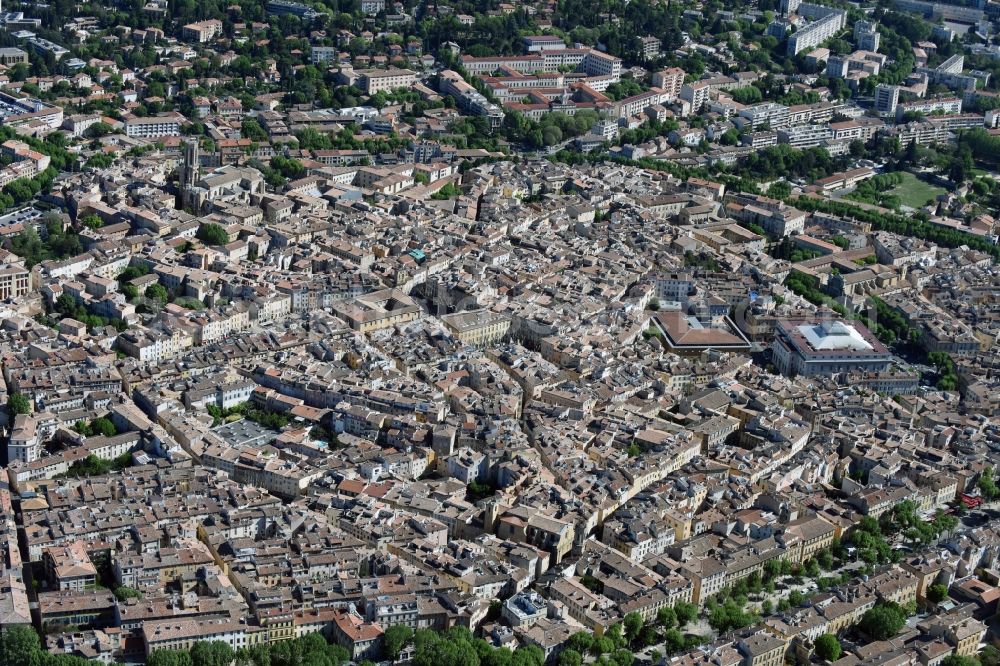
[191,640,234,666]
[657,606,676,629]
[663,629,685,655]
[0,625,40,666]
[91,417,117,437]
[85,122,113,138]
[927,583,948,604]
[591,636,615,656]
[196,222,229,246]
[147,650,194,666]
[707,598,756,632]
[941,657,980,666]
[612,649,634,666]
[241,118,269,142]
[145,283,169,304]
[673,601,697,627]
[859,602,907,641]
[767,180,792,199]
[979,467,1000,500]
[114,586,142,601]
[558,650,582,666]
[384,624,415,661]
[814,634,841,662]
[623,612,643,643]
[81,214,103,229]
[7,392,31,415]
[566,632,594,654]
[606,624,626,649]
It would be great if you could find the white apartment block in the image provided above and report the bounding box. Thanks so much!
[738,103,790,130]
[895,96,962,121]
[787,8,847,55]
[311,46,339,65]
[778,124,834,147]
[124,113,184,138]
[8,414,39,465]
[653,68,685,100]
[680,82,711,113]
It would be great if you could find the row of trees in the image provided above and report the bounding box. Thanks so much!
[149,633,350,666]
[561,601,700,661]
[792,197,1000,263]
[502,109,603,150]
[884,501,958,548]
[848,172,906,211]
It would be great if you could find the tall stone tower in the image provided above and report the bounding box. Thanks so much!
[180,139,200,211]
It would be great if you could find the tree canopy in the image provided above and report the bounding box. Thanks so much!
[859,601,908,641]
[814,634,841,662]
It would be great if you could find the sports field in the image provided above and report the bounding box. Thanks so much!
[889,172,947,209]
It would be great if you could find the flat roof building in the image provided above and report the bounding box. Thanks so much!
[771,318,892,377]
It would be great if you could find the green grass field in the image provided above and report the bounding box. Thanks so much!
[890,172,947,209]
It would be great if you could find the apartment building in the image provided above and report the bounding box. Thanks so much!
[181,19,223,43]
[332,288,420,333]
[680,81,711,113]
[124,112,185,138]
[787,8,847,55]
[737,103,790,131]
[142,619,253,655]
[462,49,621,80]
[875,83,900,115]
[523,35,566,52]
[8,413,39,465]
[0,47,27,65]
[311,46,339,65]
[895,96,963,122]
[357,68,417,94]
[43,541,97,591]
[778,124,833,147]
[652,68,685,99]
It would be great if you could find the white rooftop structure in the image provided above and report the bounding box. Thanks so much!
[798,320,873,352]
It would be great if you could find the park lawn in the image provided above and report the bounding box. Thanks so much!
[890,172,947,209]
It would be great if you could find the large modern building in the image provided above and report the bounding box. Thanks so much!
[771,319,892,377]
